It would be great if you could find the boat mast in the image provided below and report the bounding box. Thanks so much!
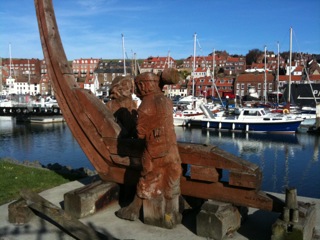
[264,45,267,104]
[122,34,126,76]
[9,43,13,79]
[167,50,171,68]
[211,49,223,105]
[212,48,215,96]
[134,52,137,76]
[303,60,317,105]
[192,33,196,96]
[0,64,2,94]
[277,41,280,104]
[28,60,31,87]
[167,50,172,97]
[287,27,292,104]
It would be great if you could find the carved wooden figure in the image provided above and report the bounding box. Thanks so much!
[115,73,182,228]
[34,0,285,231]
[106,76,138,138]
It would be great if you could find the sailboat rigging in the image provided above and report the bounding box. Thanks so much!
[192,33,196,97]
[210,49,223,107]
[276,41,280,105]
[6,43,16,95]
[287,27,293,107]
[121,34,126,76]
[264,45,267,104]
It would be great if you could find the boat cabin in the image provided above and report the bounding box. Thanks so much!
[234,108,266,118]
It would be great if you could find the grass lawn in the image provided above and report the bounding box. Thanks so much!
[0,159,81,205]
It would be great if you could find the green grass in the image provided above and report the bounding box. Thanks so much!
[0,159,80,205]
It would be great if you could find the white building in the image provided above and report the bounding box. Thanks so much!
[5,77,40,96]
[84,74,102,97]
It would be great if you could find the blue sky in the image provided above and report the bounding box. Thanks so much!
[1,0,319,60]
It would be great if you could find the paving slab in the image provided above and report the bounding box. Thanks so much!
[0,178,319,240]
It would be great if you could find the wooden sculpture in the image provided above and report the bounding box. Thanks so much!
[115,72,182,228]
[34,0,283,229]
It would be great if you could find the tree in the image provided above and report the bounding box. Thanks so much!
[245,49,263,66]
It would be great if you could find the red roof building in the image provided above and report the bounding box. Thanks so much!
[182,55,246,75]
[235,73,275,99]
[72,58,100,80]
[140,56,176,74]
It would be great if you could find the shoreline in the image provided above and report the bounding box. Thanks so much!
[0,158,97,178]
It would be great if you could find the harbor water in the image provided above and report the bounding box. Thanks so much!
[0,117,319,199]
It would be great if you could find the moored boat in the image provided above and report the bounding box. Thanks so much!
[189,106,303,134]
[29,116,65,123]
[173,104,223,127]
[173,112,193,126]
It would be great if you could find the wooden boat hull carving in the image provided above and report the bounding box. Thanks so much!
[35,0,283,212]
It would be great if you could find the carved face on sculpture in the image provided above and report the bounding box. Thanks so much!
[109,83,121,99]
[135,73,160,98]
[120,78,134,98]
[110,76,134,99]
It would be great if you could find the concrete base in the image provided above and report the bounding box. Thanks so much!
[271,201,316,240]
[64,180,119,218]
[2,181,320,240]
[196,200,241,240]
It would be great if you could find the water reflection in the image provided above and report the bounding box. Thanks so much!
[175,127,320,198]
[0,117,91,169]
[0,117,319,198]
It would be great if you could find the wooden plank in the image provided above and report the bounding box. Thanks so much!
[20,189,101,240]
[180,177,276,211]
[35,0,116,174]
[178,142,260,173]
[190,165,220,182]
[229,170,262,189]
[64,180,119,218]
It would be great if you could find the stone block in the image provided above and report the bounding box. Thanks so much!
[196,200,241,240]
[64,180,119,218]
[8,198,35,224]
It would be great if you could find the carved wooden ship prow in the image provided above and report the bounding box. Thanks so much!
[34,0,283,212]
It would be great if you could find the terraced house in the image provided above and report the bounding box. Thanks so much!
[1,51,319,101]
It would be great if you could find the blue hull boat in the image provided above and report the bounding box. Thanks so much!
[190,107,303,134]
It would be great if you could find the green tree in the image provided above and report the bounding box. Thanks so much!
[246,49,263,65]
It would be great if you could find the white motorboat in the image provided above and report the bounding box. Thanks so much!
[189,106,303,134]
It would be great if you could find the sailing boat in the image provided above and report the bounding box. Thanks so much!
[281,27,320,130]
[282,28,320,108]
[6,43,16,96]
[173,33,204,126]
[173,34,223,126]
[0,44,16,108]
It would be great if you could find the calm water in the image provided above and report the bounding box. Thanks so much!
[1,117,319,198]
[0,118,92,170]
